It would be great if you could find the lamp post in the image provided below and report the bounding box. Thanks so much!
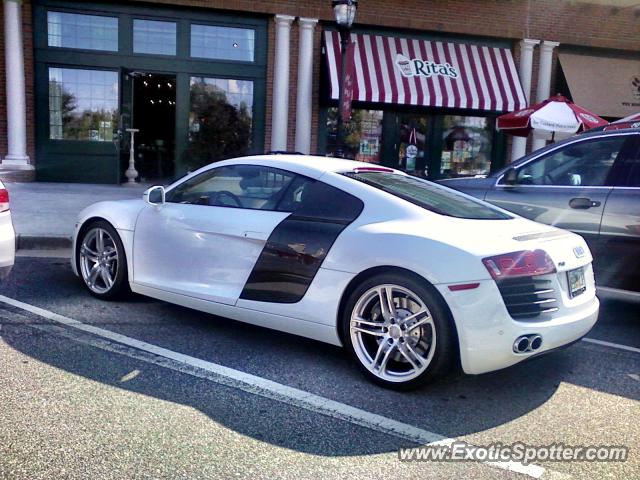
[332,0,357,158]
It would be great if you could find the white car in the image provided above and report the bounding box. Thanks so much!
[72,155,599,389]
[0,180,15,280]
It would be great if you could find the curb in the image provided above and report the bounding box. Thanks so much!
[16,234,73,250]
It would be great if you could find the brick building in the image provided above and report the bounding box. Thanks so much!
[0,0,639,183]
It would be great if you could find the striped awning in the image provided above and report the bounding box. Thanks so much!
[323,31,526,112]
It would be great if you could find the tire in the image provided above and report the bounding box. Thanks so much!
[341,272,457,390]
[76,220,129,300]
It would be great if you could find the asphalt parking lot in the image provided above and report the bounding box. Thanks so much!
[0,255,638,479]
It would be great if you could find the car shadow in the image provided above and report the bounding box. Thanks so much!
[1,256,638,456]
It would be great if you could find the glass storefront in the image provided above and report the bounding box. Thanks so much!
[440,116,494,177]
[397,114,428,175]
[35,1,267,183]
[320,30,516,179]
[325,108,383,163]
[322,108,502,180]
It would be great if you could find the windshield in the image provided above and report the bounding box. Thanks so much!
[343,171,513,220]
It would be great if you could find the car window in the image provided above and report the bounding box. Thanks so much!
[344,171,512,220]
[514,136,627,187]
[286,179,364,222]
[607,136,640,187]
[275,175,315,213]
[166,165,295,210]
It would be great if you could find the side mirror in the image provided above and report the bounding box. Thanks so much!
[503,167,518,186]
[143,185,165,205]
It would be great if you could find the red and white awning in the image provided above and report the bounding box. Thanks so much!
[323,31,526,112]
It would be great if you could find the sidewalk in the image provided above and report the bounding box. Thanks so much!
[6,182,148,249]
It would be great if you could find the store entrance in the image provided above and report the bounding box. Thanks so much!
[121,71,176,183]
[395,114,431,177]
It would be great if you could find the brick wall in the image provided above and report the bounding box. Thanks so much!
[1,0,638,174]
[126,0,640,52]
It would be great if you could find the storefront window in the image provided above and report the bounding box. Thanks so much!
[48,67,118,141]
[47,11,118,51]
[326,108,383,163]
[397,115,429,175]
[440,116,494,178]
[133,19,177,55]
[185,77,253,170]
[190,25,255,62]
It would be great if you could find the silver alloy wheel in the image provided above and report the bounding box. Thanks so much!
[79,227,119,295]
[350,284,437,383]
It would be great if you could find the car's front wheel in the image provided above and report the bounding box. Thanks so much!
[77,220,128,299]
[342,273,457,390]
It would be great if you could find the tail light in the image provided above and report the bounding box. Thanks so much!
[0,189,9,213]
[482,250,556,280]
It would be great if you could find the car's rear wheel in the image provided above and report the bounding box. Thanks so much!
[342,273,456,390]
[77,221,128,299]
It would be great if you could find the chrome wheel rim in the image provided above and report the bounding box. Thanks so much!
[79,227,118,294]
[350,284,437,383]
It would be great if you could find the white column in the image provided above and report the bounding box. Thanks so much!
[531,40,560,152]
[510,39,539,162]
[2,0,32,169]
[270,14,294,152]
[294,17,318,154]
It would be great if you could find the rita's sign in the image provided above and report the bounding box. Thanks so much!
[395,53,459,79]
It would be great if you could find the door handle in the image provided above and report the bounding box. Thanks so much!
[569,197,601,209]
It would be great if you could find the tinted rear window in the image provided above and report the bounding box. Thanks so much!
[343,172,512,220]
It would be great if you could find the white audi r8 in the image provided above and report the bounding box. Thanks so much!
[72,155,599,389]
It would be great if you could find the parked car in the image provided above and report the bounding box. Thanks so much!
[72,155,598,389]
[440,128,640,297]
[0,180,15,281]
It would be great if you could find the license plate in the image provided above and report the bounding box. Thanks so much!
[567,267,586,298]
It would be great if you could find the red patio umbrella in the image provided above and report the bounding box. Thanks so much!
[497,95,608,140]
[602,112,640,131]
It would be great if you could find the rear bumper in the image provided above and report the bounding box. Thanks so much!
[0,211,15,281]
[436,277,599,375]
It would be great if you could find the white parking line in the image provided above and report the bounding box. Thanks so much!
[0,294,557,479]
[582,337,640,354]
